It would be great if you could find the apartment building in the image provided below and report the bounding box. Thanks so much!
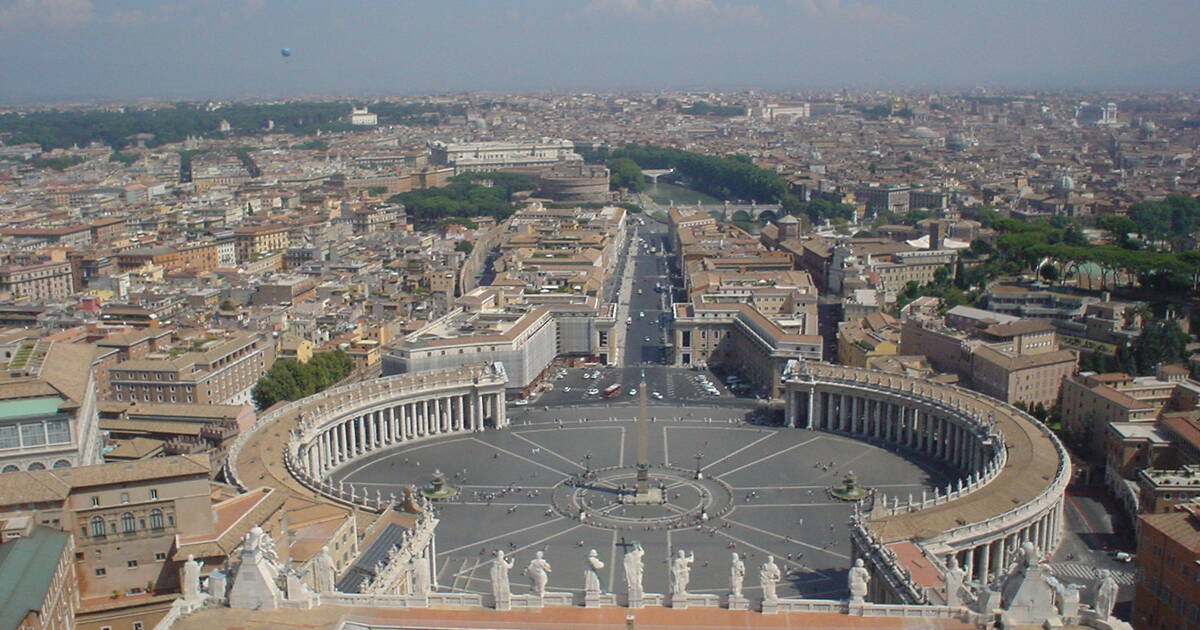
[1062,368,1200,462]
[1134,500,1200,630]
[899,312,1076,408]
[0,260,74,301]
[837,312,900,367]
[108,332,274,406]
[232,225,290,264]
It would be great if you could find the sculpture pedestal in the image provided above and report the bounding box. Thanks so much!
[670,593,689,609]
[627,592,644,609]
[728,595,749,610]
[494,594,511,611]
[761,599,779,615]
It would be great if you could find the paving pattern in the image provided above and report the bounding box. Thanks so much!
[331,412,953,599]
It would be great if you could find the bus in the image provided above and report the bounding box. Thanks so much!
[601,384,622,398]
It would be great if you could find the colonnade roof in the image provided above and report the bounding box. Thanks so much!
[788,362,1065,544]
[869,386,1061,543]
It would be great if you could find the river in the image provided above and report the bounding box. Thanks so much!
[645,181,721,206]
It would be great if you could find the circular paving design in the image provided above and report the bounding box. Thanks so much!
[553,465,735,530]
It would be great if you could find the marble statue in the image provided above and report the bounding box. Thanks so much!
[491,550,515,603]
[1092,568,1118,620]
[585,549,605,596]
[182,554,202,601]
[849,558,871,604]
[412,554,431,596]
[730,552,745,599]
[525,551,552,597]
[624,542,645,598]
[670,549,694,598]
[312,545,336,593]
[944,554,966,607]
[208,570,227,600]
[760,556,781,603]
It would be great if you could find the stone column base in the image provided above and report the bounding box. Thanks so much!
[761,599,779,614]
[728,595,749,610]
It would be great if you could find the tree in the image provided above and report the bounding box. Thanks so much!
[252,349,355,409]
[455,240,473,254]
[606,157,645,192]
[1097,215,1137,248]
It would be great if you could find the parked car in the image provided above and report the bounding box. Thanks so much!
[651,392,664,400]
[514,399,529,406]
[587,388,600,396]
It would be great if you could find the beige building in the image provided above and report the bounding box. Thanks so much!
[837,312,900,367]
[672,302,822,397]
[1061,370,1195,461]
[900,314,1076,408]
[232,225,290,265]
[108,331,274,406]
[0,455,213,603]
[0,260,74,301]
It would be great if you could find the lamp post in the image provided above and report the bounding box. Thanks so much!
[584,452,593,477]
[694,451,704,480]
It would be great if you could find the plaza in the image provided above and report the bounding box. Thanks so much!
[328,405,952,599]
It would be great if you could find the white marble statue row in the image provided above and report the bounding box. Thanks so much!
[486,544,807,609]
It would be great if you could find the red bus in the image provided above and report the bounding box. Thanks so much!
[601,384,621,398]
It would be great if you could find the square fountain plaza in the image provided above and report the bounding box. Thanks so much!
[330,410,952,600]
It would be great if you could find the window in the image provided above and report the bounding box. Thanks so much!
[127,560,138,568]
[95,568,106,576]
[90,516,105,537]
[149,488,158,499]
[91,496,100,507]
[155,552,166,561]
[120,492,129,504]
[45,419,70,444]
[121,512,135,533]
[149,509,163,529]
[133,623,144,630]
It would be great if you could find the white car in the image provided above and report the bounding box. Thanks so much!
[644,337,651,342]
[514,399,529,406]
[651,392,663,400]
[628,388,638,396]
[587,388,599,396]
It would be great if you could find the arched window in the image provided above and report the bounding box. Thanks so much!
[121,512,135,533]
[52,459,71,469]
[26,462,45,471]
[90,516,105,537]
[149,509,163,530]
[1,465,17,473]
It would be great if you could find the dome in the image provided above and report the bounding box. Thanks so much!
[778,214,799,224]
[911,126,938,139]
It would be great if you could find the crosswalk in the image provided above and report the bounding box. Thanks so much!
[1048,563,1135,585]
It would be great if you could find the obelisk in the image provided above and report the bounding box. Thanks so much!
[622,370,663,504]
[635,370,650,495]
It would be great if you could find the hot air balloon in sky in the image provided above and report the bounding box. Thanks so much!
[280,48,292,58]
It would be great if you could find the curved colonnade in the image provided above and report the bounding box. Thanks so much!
[227,363,508,510]
[781,360,1070,605]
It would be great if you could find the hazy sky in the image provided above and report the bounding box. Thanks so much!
[2,0,1198,103]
